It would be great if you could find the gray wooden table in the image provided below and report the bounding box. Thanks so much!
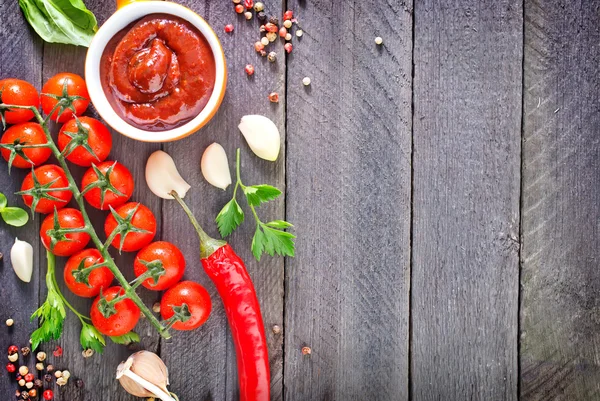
[1,0,598,400]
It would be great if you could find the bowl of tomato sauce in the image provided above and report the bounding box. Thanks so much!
[85,0,226,142]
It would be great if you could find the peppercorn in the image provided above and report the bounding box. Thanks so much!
[20,347,30,357]
[266,32,277,42]
[18,366,28,376]
[6,318,14,327]
[43,389,53,400]
[21,391,29,400]
[269,16,279,25]
[374,36,383,45]
[76,378,84,388]
[18,379,26,387]
[232,0,241,3]
[35,363,43,371]
[56,377,67,386]
[15,390,20,398]
[279,27,287,37]
[283,10,293,20]
[260,37,269,46]
[52,346,62,357]
[284,43,293,53]
[6,363,16,373]
[224,24,234,33]
[283,20,292,29]
[234,4,244,13]
[243,0,253,9]
[259,50,267,57]
[268,92,279,103]
[46,364,54,373]
[8,345,19,355]
[296,29,303,37]
[267,52,277,62]
[302,77,311,86]
[285,33,292,41]
[28,390,36,398]
[34,379,42,388]
[24,373,34,382]
[25,382,33,389]
[302,346,311,355]
[8,353,19,362]
[16,375,22,381]
[54,370,62,378]
[82,349,94,358]
[254,41,265,52]
[62,370,71,379]
[245,64,255,76]
[272,325,281,334]
[152,302,161,313]
[43,374,52,383]
[257,11,267,22]
[244,11,253,20]
[36,352,46,362]
[253,2,264,12]
[265,23,277,33]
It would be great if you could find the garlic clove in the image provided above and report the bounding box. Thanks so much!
[145,151,191,200]
[11,238,33,283]
[201,143,232,190]
[117,351,175,401]
[238,115,281,161]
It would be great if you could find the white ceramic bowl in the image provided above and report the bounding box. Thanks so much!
[85,1,227,142]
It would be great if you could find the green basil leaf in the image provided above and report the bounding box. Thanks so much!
[0,192,7,210]
[1,207,30,227]
[19,0,98,47]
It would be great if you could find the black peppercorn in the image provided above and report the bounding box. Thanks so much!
[20,347,30,357]
[20,391,29,400]
[44,374,52,383]
[34,379,42,388]
[76,378,84,388]
[268,16,279,25]
[257,11,266,22]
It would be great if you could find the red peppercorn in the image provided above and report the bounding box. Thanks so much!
[234,4,244,13]
[245,64,255,76]
[283,10,293,20]
[43,390,53,400]
[8,345,18,355]
[243,0,253,9]
[224,24,234,33]
[254,41,264,52]
[268,92,279,103]
[6,363,15,373]
[24,373,34,382]
[284,43,293,53]
[279,27,287,37]
[52,346,62,357]
[265,23,277,33]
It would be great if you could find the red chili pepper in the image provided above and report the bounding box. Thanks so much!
[172,193,270,401]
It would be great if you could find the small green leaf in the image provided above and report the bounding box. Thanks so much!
[251,225,266,261]
[216,198,245,237]
[265,220,293,229]
[109,331,140,345]
[251,223,296,261]
[243,185,282,207]
[80,323,105,354]
[1,207,29,227]
[0,192,7,209]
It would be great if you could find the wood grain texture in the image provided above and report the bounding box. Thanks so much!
[284,1,412,400]
[160,1,286,400]
[520,1,600,399]
[411,1,522,400]
[0,0,43,397]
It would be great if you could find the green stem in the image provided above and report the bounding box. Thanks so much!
[23,106,171,340]
[47,251,90,323]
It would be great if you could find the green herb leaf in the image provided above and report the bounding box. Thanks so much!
[80,322,105,354]
[0,192,7,209]
[265,220,293,229]
[19,0,98,47]
[243,185,282,207]
[251,223,296,261]
[216,198,245,237]
[1,207,30,227]
[251,225,266,261]
[109,331,140,345]
[30,279,66,351]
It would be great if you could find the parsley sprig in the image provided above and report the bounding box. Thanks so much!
[216,149,295,261]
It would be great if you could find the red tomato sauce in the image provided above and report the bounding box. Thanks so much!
[100,14,216,131]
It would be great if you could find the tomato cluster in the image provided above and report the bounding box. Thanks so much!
[1,75,211,338]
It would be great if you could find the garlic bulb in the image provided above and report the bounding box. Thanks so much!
[238,115,281,161]
[11,238,33,283]
[145,151,191,199]
[116,351,176,401]
[201,143,232,190]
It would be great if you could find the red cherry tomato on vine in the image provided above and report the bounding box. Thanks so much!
[40,208,90,257]
[58,117,112,167]
[82,161,134,210]
[0,123,51,168]
[161,281,212,330]
[20,164,72,214]
[64,249,114,298]
[0,78,40,124]
[90,286,140,336]
[41,73,89,123]
[104,202,156,252]
[134,241,185,291]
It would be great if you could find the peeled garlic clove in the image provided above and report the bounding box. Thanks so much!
[201,143,232,190]
[238,114,280,161]
[117,351,175,401]
[145,151,191,199]
[11,238,33,283]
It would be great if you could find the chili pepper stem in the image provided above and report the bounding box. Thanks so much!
[7,104,171,340]
[169,191,226,259]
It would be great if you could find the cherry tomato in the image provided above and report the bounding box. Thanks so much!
[104,202,156,252]
[90,286,140,336]
[58,117,112,167]
[41,73,89,123]
[160,281,211,330]
[134,241,185,291]
[40,208,90,257]
[82,161,134,210]
[0,123,51,168]
[0,79,40,124]
[20,165,72,214]
[64,249,114,298]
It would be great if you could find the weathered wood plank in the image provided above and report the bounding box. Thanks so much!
[284,1,412,400]
[520,1,600,399]
[160,1,286,400]
[411,1,522,400]
[0,0,43,398]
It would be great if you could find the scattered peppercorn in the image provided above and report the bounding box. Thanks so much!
[35,363,43,371]
[302,77,311,86]
[272,325,281,334]
[18,379,26,387]
[82,349,94,358]
[244,11,253,20]
[302,346,312,355]
[245,64,255,76]
[232,0,241,3]
[296,29,303,37]
[52,346,62,357]
[279,27,287,37]
[265,22,277,33]
[45,365,54,373]
[243,0,253,9]
[54,370,62,378]
[266,32,277,42]
[25,382,33,390]
[62,370,71,380]
[18,366,28,376]
[56,377,68,386]
[254,41,265,52]
[269,16,279,25]
[268,92,279,103]
[28,390,36,398]
[235,4,244,13]
[21,391,29,400]
[43,374,52,383]
[34,379,42,388]
[259,50,267,57]
[6,363,16,373]
[374,36,383,45]
[260,37,269,46]
[8,353,19,362]
[152,302,161,313]
[267,52,277,62]
[253,2,264,12]
[24,373,34,382]
[224,24,234,33]
[284,43,293,54]
[8,345,19,355]
[36,352,46,362]
[283,20,292,29]
[285,33,292,41]
[283,10,293,20]
[76,378,84,388]
[20,347,30,357]
[15,390,20,398]
[257,11,267,22]
[5,318,14,327]
[259,24,266,33]
[43,389,53,400]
